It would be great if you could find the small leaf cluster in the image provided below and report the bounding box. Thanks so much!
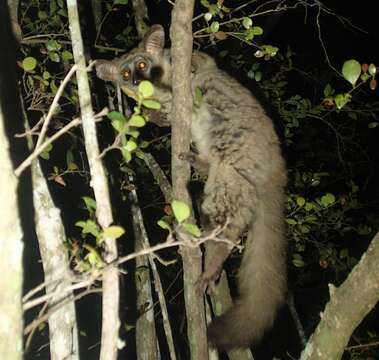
[196,1,270,53]
[287,176,367,278]
[158,200,201,238]
[21,0,68,35]
[73,197,125,271]
[20,1,76,117]
[107,80,160,163]
[322,59,378,110]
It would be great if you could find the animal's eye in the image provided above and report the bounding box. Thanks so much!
[122,70,130,80]
[137,61,147,71]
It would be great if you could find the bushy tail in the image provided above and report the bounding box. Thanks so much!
[208,187,287,349]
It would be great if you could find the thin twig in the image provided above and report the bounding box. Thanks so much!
[287,291,307,347]
[24,288,102,336]
[15,107,108,177]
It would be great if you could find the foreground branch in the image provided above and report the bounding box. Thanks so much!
[66,1,119,359]
[170,2,208,359]
[0,4,23,358]
[300,231,379,360]
[31,158,79,359]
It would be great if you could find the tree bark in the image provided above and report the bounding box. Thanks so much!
[300,231,379,360]
[130,177,160,360]
[0,99,24,360]
[0,4,24,358]
[131,0,149,38]
[170,2,209,359]
[66,1,120,359]
[32,160,79,360]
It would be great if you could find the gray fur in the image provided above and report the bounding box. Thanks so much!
[96,24,287,350]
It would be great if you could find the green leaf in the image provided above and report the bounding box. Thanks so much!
[121,148,132,162]
[296,196,305,207]
[242,17,252,29]
[123,140,137,152]
[42,71,51,80]
[292,254,305,267]
[262,45,278,57]
[254,71,262,82]
[138,80,154,98]
[304,202,314,211]
[361,72,370,82]
[84,245,103,266]
[135,150,145,160]
[57,8,67,17]
[48,52,60,63]
[75,219,100,238]
[129,114,146,127]
[342,59,361,86]
[334,93,352,110]
[171,200,190,223]
[139,140,149,149]
[251,26,263,35]
[114,0,128,4]
[103,225,125,240]
[111,119,124,132]
[210,21,219,33]
[321,193,335,207]
[245,29,255,41]
[125,129,140,138]
[40,142,53,160]
[107,111,126,122]
[286,218,297,225]
[323,83,334,97]
[50,0,57,14]
[142,99,161,109]
[38,11,48,20]
[22,57,37,72]
[204,12,212,22]
[46,39,61,51]
[157,219,171,232]
[368,63,376,76]
[66,149,78,170]
[183,223,201,237]
[82,196,97,212]
[62,50,73,61]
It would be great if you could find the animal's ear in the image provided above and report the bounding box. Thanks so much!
[142,24,165,57]
[95,59,120,82]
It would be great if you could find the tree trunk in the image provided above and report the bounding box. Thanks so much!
[66,1,120,358]
[32,160,79,360]
[170,2,209,359]
[301,231,379,360]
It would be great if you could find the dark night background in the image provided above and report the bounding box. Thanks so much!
[1,0,379,359]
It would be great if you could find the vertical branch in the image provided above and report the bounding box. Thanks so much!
[0,105,24,360]
[300,231,379,360]
[6,0,22,40]
[91,0,102,32]
[31,160,79,360]
[131,0,149,38]
[66,1,120,359]
[170,2,208,359]
[0,3,23,358]
[129,177,160,360]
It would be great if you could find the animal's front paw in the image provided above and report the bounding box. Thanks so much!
[196,271,219,296]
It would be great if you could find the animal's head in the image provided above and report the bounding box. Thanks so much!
[95,25,168,94]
